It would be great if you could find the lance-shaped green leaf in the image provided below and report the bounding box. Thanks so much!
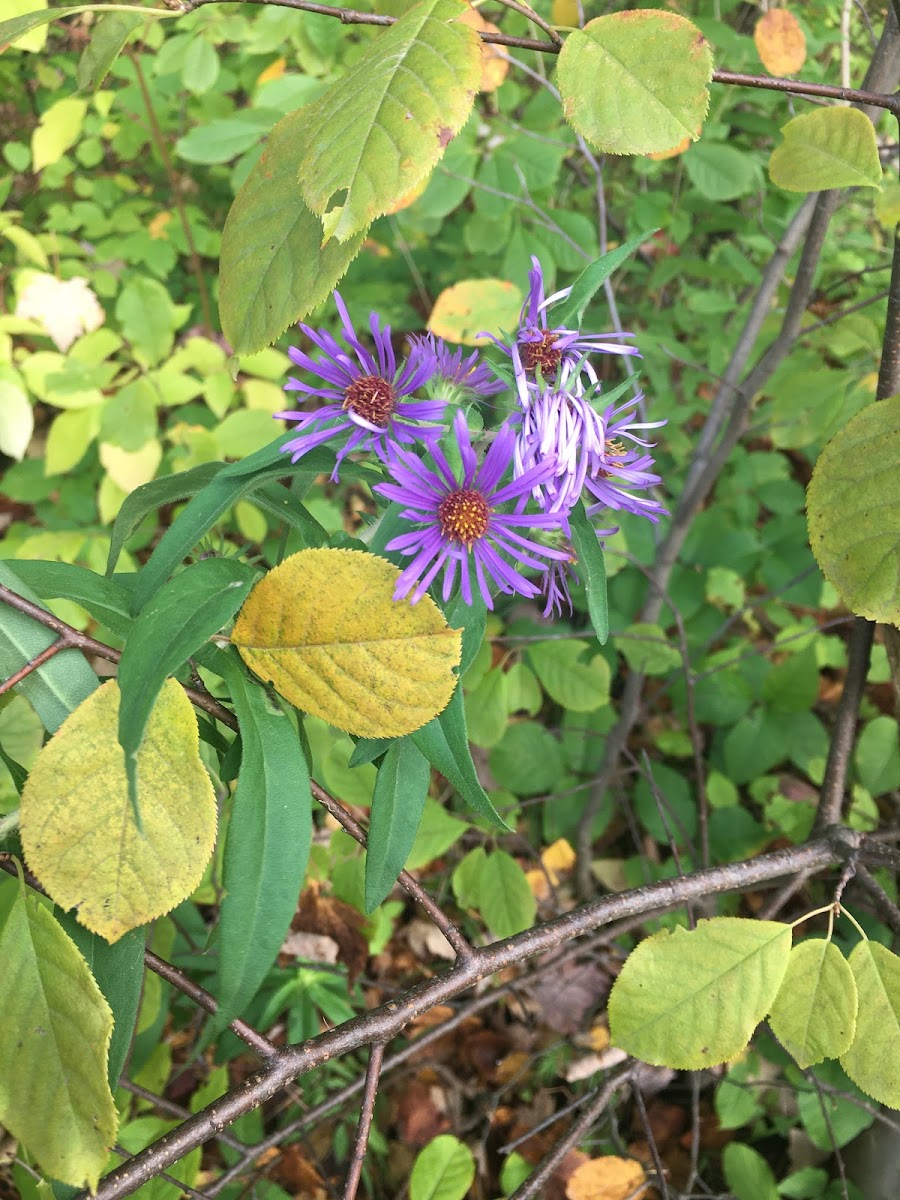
[0,562,98,734]
[769,939,858,1068]
[76,10,144,90]
[9,560,133,639]
[214,652,312,1029]
[557,11,713,156]
[0,879,117,1189]
[219,107,366,355]
[412,685,509,829]
[769,106,882,193]
[0,3,171,46]
[296,0,481,244]
[365,736,431,912]
[807,397,900,623]
[841,940,900,1107]
[609,917,792,1068]
[118,557,258,814]
[567,500,609,645]
[550,234,655,331]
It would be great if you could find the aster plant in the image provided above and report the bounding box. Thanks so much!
[276,292,447,479]
[374,409,571,609]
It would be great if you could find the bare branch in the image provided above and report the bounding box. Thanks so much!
[341,1042,386,1200]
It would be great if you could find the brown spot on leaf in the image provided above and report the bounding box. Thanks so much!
[437,125,454,148]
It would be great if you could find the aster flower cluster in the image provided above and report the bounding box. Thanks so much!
[276,258,666,613]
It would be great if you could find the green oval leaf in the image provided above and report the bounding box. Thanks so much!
[769,106,882,193]
[0,880,117,1188]
[364,737,431,913]
[296,0,481,244]
[527,639,610,712]
[841,940,900,1108]
[478,849,536,940]
[557,11,713,156]
[609,917,792,1069]
[769,939,858,1068]
[219,106,366,354]
[807,397,900,623]
[410,1134,475,1200]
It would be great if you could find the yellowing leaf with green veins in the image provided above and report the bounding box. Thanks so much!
[21,680,216,942]
[557,11,713,156]
[769,940,858,1068]
[99,438,162,493]
[428,279,523,346]
[769,107,882,193]
[296,0,481,244]
[0,882,117,1188]
[807,397,900,623]
[232,549,461,738]
[609,917,791,1069]
[841,940,900,1107]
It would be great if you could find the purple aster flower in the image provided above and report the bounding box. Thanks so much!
[539,522,616,619]
[407,333,506,401]
[374,409,571,609]
[511,346,667,524]
[488,257,641,381]
[276,292,445,480]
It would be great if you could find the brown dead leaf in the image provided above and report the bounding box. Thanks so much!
[280,930,340,963]
[394,1078,450,1146]
[271,1145,327,1199]
[458,6,508,92]
[526,960,608,1034]
[566,1155,649,1200]
[293,884,368,982]
[754,9,806,76]
[406,917,456,962]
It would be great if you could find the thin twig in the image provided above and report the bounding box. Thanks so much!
[486,0,561,46]
[145,950,279,1058]
[507,1066,634,1199]
[342,1042,386,1200]
[854,864,900,934]
[0,637,67,698]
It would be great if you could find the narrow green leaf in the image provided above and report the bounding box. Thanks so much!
[769,106,882,193]
[609,917,792,1069]
[0,4,171,47]
[56,916,145,1087]
[117,558,258,813]
[0,562,98,734]
[364,737,431,912]
[551,235,654,331]
[0,881,117,1189]
[249,480,329,547]
[219,106,366,354]
[412,686,510,830]
[8,560,133,639]
[214,652,312,1029]
[769,939,858,1068]
[406,797,465,871]
[807,396,900,623]
[567,500,609,643]
[443,588,487,677]
[409,1134,475,1200]
[841,940,900,1107]
[349,735,395,767]
[296,0,481,243]
[76,10,144,90]
[557,11,713,155]
[478,850,535,940]
[106,461,223,577]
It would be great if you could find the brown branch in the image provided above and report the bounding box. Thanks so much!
[85,837,850,1200]
[0,637,67,699]
[508,1066,635,1200]
[341,1042,385,1200]
[312,783,476,962]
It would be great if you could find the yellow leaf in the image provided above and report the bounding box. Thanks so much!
[551,0,578,28]
[428,279,523,345]
[4,0,48,52]
[541,836,575,882]
[566,1156,648,1200]
[148,211,173,240]
[231,548,462,737]
[754,9,806,76]
[21,680,217,942]
[257,55,286,85]
[458,6,508,92]
[31,97,88,172]
[99,438,163,492]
